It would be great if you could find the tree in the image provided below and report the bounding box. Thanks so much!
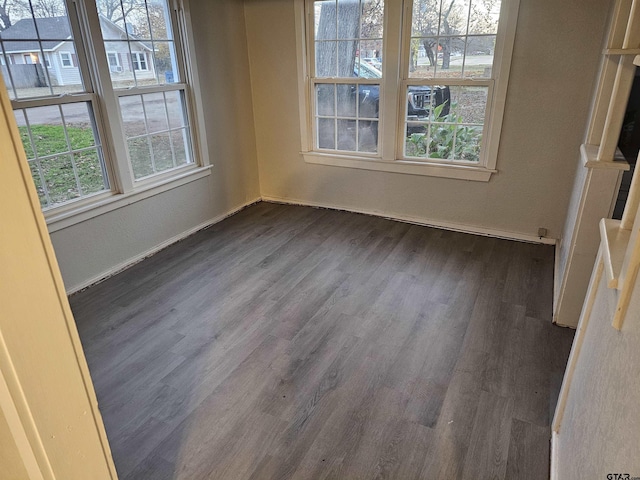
[411,0,499,71]
[0,0,14,30]
[14,0,65,18]
[97,0,145,25]
[132,1,173,73]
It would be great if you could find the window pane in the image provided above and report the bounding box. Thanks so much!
[439,0,471,37]
[316,84,335,116]
[150,133,174,170]
[404,84,484,162]
[410,36,468,79]
[315,0,337,39]
[336,84,356,117]
[318,117,335,149]
[359,39,383,74]
[15,103,109,208]
[337,40,357,76]
[103,42,130,87]
[448,85,487,124]
[151,41,178,84]
[165,90,187,128]
[358,120,378,152]
[314,0,384,79]
[315,41,337,77]
[128,136,154,178]
[41,154,80,204]
[411,0,441,37]
[337,118,356,150]
[358,85,378,119]
[76,149,109,194]
[337,0,360,39]
[99,0,178,88]
[469,0,501,35]
[120,90,194,179]
[464,35,495,78]
[360,0,384,39]
[61,103,99,150]
[143,92,169,133]
[170,129,190,166]
[0,1,85,99]
[315,82,378,154]
[119,94,147,137]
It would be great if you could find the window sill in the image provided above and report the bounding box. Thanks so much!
[45,165,212,233]
[302,152,495,181]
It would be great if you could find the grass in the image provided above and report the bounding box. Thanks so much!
[20,124,191,207]
[20,124,107,208]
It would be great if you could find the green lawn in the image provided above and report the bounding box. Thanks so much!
[19,124,107,208]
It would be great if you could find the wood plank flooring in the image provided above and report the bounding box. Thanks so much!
[70,202,575,480]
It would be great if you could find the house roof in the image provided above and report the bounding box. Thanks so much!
[0,17,70,53]
[0,16,152,54]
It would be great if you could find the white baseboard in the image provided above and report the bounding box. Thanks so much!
[66,197,262,295]
[261,195,557,245]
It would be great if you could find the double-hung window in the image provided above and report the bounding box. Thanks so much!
[300,0,519,180]
[0,0,207,227]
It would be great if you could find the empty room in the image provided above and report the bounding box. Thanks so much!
[2,0,640,479]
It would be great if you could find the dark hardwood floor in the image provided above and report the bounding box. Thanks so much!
[70,202,574,480]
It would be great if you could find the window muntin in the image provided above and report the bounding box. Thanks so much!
[311,0,384,154]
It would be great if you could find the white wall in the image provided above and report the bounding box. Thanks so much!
[50,0,260,292]
[244,0,610,240]
[554,265,640,478]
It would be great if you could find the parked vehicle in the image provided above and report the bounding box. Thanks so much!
[356,62,451,139]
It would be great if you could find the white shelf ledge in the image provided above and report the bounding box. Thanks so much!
[599,218,630,289]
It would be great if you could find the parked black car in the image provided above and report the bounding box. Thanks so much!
[357,61,451,138]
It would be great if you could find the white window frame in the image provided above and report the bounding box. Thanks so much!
[296,0,520,182]
[5,0,211,232]
[131,51,148,71]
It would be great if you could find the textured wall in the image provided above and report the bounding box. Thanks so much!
[555,269,640,478]
[244,0,610,240]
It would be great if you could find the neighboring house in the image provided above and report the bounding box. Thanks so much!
[0,15,154,87]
